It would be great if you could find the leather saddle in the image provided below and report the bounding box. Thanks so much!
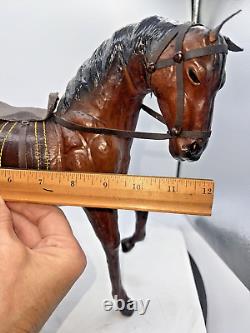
[0,92,59,122]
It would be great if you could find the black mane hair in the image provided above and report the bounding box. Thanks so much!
[56,16,177,114]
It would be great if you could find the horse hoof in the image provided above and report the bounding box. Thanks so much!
[121,238,135,253]
[120,299,134,317]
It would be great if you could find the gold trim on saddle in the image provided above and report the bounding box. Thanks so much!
[42,121,50,170]
[0,122,17,167]
[34,121,41,170]
[0,122,9,134]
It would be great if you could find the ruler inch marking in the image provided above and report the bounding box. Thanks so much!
[0,169,214,216]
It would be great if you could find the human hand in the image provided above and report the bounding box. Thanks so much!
[0,198,86,333]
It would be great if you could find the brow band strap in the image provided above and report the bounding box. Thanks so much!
[156,44,228,69]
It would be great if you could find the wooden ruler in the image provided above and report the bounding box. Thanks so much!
[0,169,214,216]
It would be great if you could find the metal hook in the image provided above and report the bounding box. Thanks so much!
[176,0,202,179]
[191,0,202,24]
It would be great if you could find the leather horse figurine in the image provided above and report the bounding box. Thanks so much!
[0,13,242,316]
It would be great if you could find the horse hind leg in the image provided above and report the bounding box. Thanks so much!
[121,211,148,253]
[84,207,134,316]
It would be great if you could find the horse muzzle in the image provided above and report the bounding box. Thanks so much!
[169,138,208,162]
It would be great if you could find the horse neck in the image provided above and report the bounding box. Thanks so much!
[63,55,149,132]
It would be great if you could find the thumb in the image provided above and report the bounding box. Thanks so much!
[0,197,16,240]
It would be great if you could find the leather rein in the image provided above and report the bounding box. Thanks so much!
[54,23,229,141]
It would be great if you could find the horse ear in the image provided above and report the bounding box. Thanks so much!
[209,10,242,43]
[224,36,243,52]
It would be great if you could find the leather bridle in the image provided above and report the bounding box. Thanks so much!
[54,23,229,141]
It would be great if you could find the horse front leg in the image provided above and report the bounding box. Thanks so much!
[121,211,148,253]
[84,207,134,316]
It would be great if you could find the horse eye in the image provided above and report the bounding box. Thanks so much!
[188,68,200,85]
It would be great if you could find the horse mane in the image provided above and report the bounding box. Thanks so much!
[56,16,177,114]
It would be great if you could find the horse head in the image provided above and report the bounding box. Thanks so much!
[147,11,243,161]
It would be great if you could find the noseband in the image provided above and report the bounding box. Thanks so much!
[54,23,229,141]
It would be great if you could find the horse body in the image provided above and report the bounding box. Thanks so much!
[0,15,241,316]
[53,63,145,174]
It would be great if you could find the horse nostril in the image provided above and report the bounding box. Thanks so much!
[187,142,202,155]
[192,142,198,152]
